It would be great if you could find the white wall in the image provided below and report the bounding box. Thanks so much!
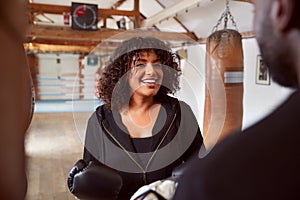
[38,53,79,77]
[175,44,206,131]
[242,38,294,129]
[37,53,80,100]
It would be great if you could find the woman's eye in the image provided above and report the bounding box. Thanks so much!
[135,63,146,68]
[153,63,162,68]
[134,63,162,68]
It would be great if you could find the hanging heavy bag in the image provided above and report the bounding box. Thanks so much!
[203,2,244,149]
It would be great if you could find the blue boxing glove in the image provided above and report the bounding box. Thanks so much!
[67,159,122,200]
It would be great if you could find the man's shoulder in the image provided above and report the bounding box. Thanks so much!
[195,89,300,175]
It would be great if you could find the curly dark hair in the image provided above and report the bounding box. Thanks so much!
[98,37,182,110]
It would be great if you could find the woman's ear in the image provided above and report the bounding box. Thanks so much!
[270,0,297,32]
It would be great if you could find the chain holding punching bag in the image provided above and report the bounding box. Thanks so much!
[203,1,244,149]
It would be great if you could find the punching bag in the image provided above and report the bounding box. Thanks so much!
[203,29,244,149]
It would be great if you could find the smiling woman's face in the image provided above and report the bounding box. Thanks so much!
[128,50,163,98]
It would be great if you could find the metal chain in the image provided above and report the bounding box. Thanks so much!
[212,0,238,32]
[212,14,224,32]
[228,10,238,29]
[224,0,229,29]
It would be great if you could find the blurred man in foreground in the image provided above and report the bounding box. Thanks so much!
[172,0,300,199]
[0,0,33,199]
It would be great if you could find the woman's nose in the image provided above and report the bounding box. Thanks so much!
[145,63,155,75]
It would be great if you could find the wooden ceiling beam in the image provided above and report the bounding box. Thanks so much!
[26,24,123,42]
[24,24,199,52]
[141,0,202,28]
[142,0,253,28]
[24,30,255,53]
[24,37,100,47]
[28,3,139,18]
[24,42,119,54]
[25,24,198,44]
[24,43,94,53]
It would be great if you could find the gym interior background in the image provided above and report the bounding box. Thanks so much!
[24,0,293,199]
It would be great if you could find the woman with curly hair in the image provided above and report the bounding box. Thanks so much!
[68,37,203,200]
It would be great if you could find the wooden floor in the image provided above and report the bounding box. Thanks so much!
[25,112,91,200]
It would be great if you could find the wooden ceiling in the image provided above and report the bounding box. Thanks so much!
[25,0,253,53]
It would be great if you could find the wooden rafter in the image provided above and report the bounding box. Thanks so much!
[26,24,123,42]
[25,24,199,53]
[25,1,253,53]
[24,43,94,53]
[156,0,191,33]
[32,12,55,23]
[142,0,252,28]
[112,0,128,9]
[26,24,196,42]
[28,3,139,20]
[26,24,197,42]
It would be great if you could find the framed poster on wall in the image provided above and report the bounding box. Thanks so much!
[256,55,270,85]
